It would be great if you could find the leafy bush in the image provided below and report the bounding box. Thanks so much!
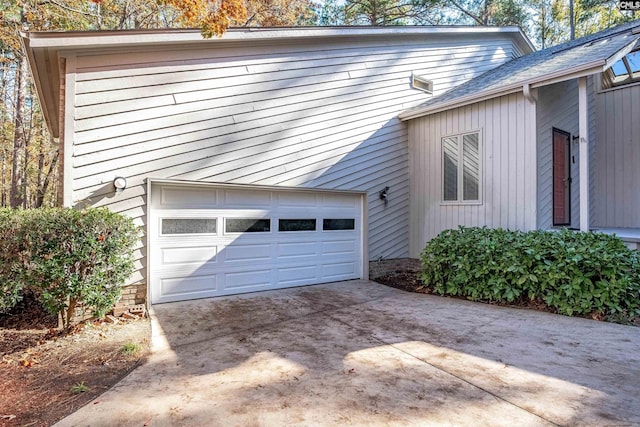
[0,207,139,328]
[420,227,640,319]
[0,209,25,313]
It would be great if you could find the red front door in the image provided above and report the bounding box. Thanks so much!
[553,129,571,226]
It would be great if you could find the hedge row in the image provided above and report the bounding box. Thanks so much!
[420,227,640,318]
[0,208,139,328]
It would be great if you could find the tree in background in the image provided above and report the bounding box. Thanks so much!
[318,0,639,48]
[319,0,444,26]
[244,0,318,26]
[439,0,528,26]
[1,2,58,208]
[346,0,438,26]
[319,0,529,27]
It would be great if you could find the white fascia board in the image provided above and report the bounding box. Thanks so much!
[400,60,606,121]
[23,26,529,50]
[528,60,605,87]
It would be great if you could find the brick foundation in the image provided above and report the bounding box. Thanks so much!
[112,283,147,316]
[369,258,421,280]
[69,283,147,323]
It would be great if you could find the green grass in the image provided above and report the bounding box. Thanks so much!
[120,342,141,356]
[70,382,90,394]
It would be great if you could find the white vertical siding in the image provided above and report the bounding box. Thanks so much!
[67,33,522,284]
[536,77,602,230]
[536,80,580,230]
[594,82,640,228]
[407,92,537,257]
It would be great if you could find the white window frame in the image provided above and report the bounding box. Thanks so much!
[441,130,483,205]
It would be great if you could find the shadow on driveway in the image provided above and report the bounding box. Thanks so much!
[56,280,640,426]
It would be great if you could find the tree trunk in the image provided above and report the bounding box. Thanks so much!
[1,141,6,206]
[483,0,490,25]
[0,57,8,207]
[65,297,78,330]
[22,101,32,208]
[35,139,58,208]
[10,54,28,209]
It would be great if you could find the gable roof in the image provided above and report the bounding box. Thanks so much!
[22,26,533,140]
[399,19,640,121]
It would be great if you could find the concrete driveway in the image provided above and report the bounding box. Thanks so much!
[56,280,640,426]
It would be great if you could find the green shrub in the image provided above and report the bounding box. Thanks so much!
[0,209,25,313]
[0,207,139,328]
[420,227,640,319]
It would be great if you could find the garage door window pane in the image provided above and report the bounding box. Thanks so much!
[323,219,355,230]
[162,218,217,235]
[279,219,316,231]
[226,218,271,233]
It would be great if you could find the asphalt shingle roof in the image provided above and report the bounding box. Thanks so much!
[400,19,640,119]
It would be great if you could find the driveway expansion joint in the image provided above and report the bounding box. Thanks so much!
[326,311,562,427]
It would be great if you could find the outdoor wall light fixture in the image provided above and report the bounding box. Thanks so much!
[113,176,127,193]
[379,186,389,205]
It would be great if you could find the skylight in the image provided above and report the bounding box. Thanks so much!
[628,51,640,73]
[607,49,640,86]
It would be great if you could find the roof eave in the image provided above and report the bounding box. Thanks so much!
[21,33,60,139]
[23,26,530,50]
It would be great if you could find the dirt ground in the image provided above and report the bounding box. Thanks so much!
[0,291,150,427]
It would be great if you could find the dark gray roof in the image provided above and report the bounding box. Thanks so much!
[400,19,640,120]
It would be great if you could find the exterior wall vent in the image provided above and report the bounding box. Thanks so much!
[412,74,433,94]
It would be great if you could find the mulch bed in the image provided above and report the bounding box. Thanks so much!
[374,271,428,293]
[0,290,59,357]
[0,291,150,427]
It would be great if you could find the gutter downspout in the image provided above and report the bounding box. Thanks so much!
[523,83,537,103]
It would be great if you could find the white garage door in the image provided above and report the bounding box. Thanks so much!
[149,183,365,304]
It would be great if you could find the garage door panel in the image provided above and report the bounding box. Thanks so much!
[224,269,271,290]
[277,241,318,258]
[223,189,272,207]
[277,265,319,285]
[160,274,218,298]
[161,246,218,265]
[322,262,357,279]
[322,193,358,208]
[160,187,219,209]
[277,192,318,207]
[151,184,363,303]
[223,243,273,262]
[321,240,357,256]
